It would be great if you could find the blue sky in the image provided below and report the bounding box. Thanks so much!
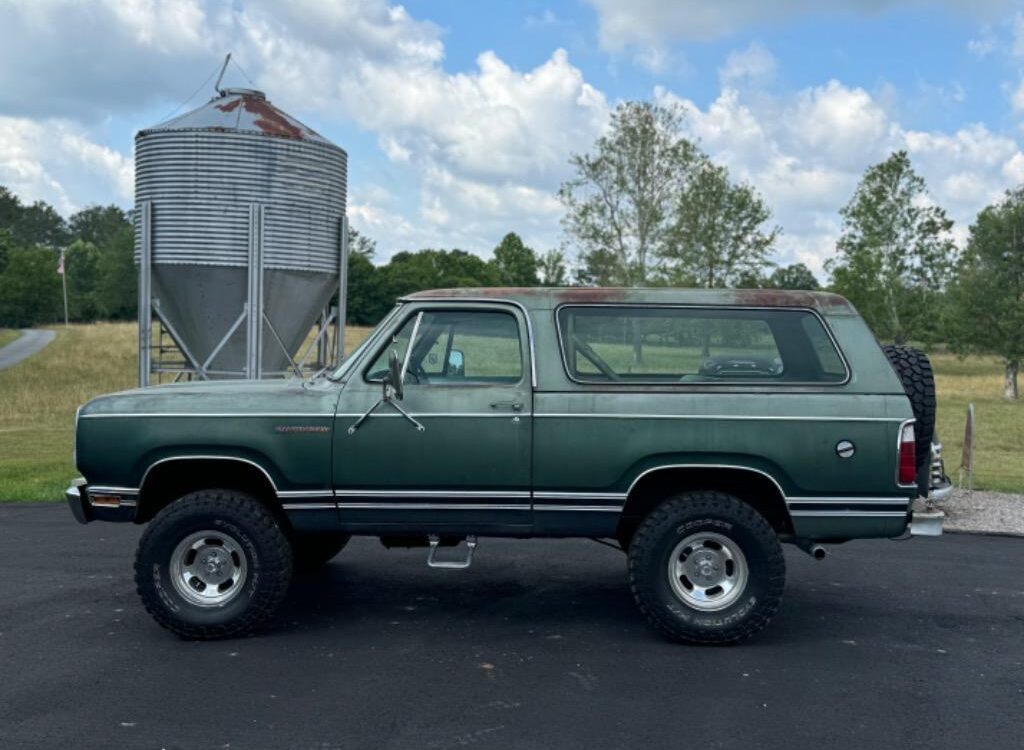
[2,0,1024,279]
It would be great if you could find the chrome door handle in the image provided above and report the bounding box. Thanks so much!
[490,401,523,411]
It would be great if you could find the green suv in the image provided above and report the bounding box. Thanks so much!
[66,288,947,644]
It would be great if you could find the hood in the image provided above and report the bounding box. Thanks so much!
[79,378,339,417]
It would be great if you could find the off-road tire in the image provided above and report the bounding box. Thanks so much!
[881,344,936,488]
[134,490,293,639]
[291,534,351,572]
[627,491,786,645]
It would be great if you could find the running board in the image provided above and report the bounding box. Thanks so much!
[427,535,477,569]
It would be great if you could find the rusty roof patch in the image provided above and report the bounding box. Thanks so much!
[401,287,856,314]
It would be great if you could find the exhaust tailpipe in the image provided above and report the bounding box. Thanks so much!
[791,537,827,560]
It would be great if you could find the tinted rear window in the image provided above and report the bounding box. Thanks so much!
[556,306,847,384]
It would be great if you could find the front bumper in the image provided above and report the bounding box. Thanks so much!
[65,479,90,524]
[65,478,137,524]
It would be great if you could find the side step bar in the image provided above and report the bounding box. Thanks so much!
[427,534,477,569]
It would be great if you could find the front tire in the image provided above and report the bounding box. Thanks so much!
[134,490,293,639]
[627,491,785,645]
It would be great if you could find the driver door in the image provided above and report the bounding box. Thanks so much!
[332,303,533,533]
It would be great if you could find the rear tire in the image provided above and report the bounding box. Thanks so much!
[134,490,293,639]
[881,344,936,492]
[291,533,350,572]
[627,491,785,645]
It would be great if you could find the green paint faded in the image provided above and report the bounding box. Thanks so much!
[71,288,917,542]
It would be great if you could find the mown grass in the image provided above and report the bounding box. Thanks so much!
[0,322,372,501]
[0,329,21,349]
[0,324,1020,499]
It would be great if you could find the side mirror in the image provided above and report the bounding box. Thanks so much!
[447,349,465,377]
[383,349,404,400]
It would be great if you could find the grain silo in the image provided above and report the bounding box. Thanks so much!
[134,85,348,384]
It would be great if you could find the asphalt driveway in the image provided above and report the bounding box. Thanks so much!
[0,503,1021,750]
[0,329,55,371]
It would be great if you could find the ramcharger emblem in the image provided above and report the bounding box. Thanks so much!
[274,425,330,434]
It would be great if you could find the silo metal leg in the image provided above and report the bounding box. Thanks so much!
[138,201,153,387]
[337,215,349,364]
[246,204,265,379]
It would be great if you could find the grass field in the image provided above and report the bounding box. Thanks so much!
[0,323,1020,499]
[0,329,21,349]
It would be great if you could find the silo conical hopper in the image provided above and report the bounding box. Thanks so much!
[135,88,347,379]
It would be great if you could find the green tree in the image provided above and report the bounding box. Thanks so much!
[348,228,376,259]
[490,232,539,286]
[65,239,102,321]
[661,158,779,288]
[826,151,956,344]
[946,187,1024,399]
[559,101,697,286]
[379,249,500,301]
[69,205,130,247]
[93,224,137,320]
[0,245,63,327]
[0,228,12,274]
[346,251,388,325]
[766,262,820,290]
[0,187,67,247]
[539,249,568,286]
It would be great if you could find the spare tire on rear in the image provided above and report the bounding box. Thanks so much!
[881,344,936,492]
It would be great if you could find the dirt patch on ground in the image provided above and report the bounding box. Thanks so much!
[938,488,1024,536]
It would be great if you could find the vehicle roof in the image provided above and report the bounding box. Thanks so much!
[401,287,857,315]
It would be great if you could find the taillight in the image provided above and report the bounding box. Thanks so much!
[898,422,916,485]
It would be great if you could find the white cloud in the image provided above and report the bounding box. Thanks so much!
[0,0,607,259]
[656,80,1024,277]
[0,117,133,215]
[719,43,777,85]
[587,0,1016,47]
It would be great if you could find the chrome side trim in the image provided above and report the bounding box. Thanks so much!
[334,412,533,419]
[278,490,334,499]
[337,502,531,511]
[397,296,538,388]
[625,463,789,501]
[536,413,905,423]
[534,504,624,512]
[787,496,911,505]
[790,510,907,518]
[335,489,531,499]
[533,491,627,501]
[282,502,336,510]
[81,412,336,419]
[139,455,279,494]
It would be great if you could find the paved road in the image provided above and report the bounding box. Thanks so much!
[0,329,55,370]
[0,504,1021,750]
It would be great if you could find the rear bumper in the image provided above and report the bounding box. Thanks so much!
[909,499,944,537]
[65,478,137,524]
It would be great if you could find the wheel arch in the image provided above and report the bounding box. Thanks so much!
[617,464,794,546]
[135,455,286,526]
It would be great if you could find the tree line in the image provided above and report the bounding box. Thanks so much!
[0,100,1020,397]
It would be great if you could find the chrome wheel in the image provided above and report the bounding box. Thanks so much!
[668,531,748,611]
[170,530,248,607]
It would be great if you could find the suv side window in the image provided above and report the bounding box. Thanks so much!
[557,305,847,384]
[367,310,523,384]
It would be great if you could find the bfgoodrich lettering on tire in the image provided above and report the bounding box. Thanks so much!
[627,491,785,645]
[134,490,293,639]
